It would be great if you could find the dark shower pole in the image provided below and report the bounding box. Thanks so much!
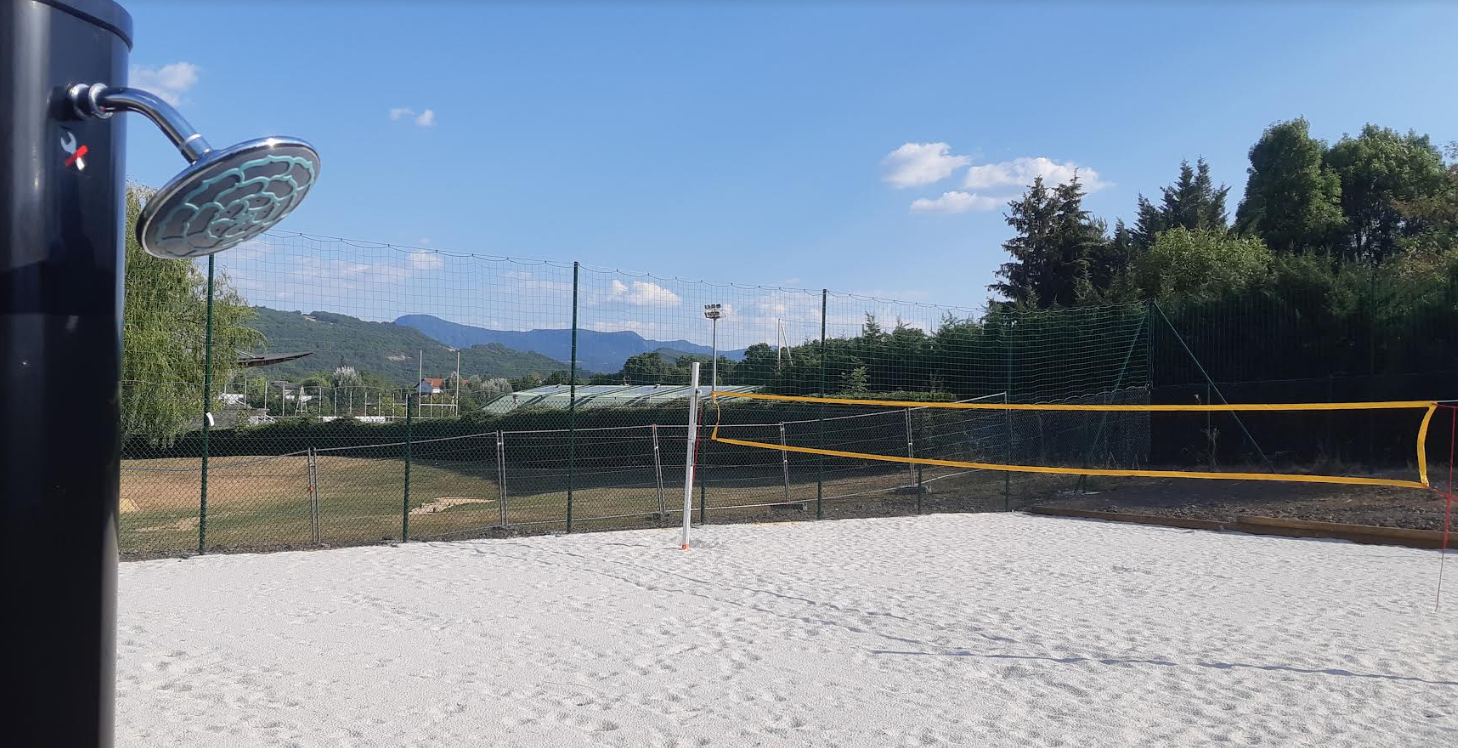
[1,1,133,744]
[3,2,321,744]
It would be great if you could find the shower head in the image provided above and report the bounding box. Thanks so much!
[69,83,320,259]
[137,136,319,259]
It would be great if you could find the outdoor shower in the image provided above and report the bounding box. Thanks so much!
[68,82,320,258]
[0,1,320,744]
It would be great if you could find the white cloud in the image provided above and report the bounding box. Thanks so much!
[501,269,574,292]
[880,142,971,188]
[389,107,435,126]
[608,279,682,307]
[964,156,1111,192]
[408,251,444,271]
[909,191,997,214]
[130,62,199,106]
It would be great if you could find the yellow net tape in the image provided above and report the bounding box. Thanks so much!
[709,390,1436,412]
[707,391,1440,490]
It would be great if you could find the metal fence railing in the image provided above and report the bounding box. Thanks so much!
[121,404,1031,557]
[118,231,1458,557]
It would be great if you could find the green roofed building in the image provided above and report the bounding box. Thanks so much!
[483,384,760,414]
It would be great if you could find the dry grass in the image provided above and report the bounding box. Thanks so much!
[119,455,1008,557]
[119,450,1447,559]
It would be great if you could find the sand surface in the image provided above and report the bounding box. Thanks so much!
[118,513,1458,746]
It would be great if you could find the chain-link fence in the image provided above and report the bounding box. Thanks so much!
[118,232,1458,557]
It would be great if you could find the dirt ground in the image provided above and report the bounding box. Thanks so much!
[1034,474,1453,531]
[118,455,1453,559]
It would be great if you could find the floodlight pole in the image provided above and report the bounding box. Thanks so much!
[703,304,723,392]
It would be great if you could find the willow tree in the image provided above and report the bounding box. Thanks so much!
[121,183,261,446]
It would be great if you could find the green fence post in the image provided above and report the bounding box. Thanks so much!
[698,470,707,525]
[198,255,215,555]
[567,261,579,533]
[816,288,827,519]
[1146,300,1155,470]
[403,392,413,541]
[1145,300,1154,392]
[1003,310,1012,512]
[1366,268,1376,471]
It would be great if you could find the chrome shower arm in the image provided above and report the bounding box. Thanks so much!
[68,83,213,163]
[66,82,320,258]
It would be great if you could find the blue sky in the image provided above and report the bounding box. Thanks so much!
[121,0,1457,335]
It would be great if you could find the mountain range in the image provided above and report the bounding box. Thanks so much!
[243,308,748,384]
[244,308,567,384]
[395,314,747,373]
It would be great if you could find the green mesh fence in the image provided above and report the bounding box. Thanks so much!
[118,231,1457,558]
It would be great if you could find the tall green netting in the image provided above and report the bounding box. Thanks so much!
[118,233,1162,555]
[117,229,1452,558]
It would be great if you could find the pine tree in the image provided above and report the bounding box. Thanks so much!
[1086,219,1138,296]
[991,176,1108,308]
[1133,158,1230,249]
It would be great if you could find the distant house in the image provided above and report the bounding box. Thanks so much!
[418,378,445,395]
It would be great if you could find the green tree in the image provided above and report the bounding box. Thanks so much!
[1132,227,1272,302]
[882,320,932,391]
[1325,125,1450,263]
[1234,118,1344,252]
[1082,219,1140,301]
[1393,142,1458,255]
[1133,158,1229,249]
[991,176,1108,308]
[729,343,779,386]
[121,183,261,445]
[620,352,670,384]
[511,372,544,391]
[331,364,361,388]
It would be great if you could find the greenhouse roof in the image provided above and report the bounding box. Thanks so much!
[483,383,759,413]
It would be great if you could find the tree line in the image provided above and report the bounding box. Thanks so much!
[594,119,1457,400]
[123,118,1458,447]
[994,119,1455,308]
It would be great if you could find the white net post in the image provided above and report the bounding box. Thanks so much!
[681,362,701,550]
[779,422,791,504]
[495,430,508,528]
[652,424,665,519]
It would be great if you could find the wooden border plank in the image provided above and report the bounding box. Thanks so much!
[1026,506,1446,550]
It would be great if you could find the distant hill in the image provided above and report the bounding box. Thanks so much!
[395,314,747,373]
[244,308,569,384]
